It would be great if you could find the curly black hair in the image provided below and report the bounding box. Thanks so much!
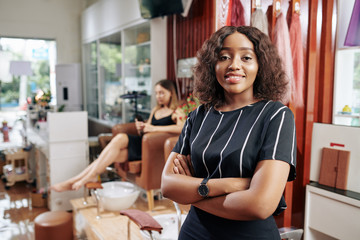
[193,26,288,108]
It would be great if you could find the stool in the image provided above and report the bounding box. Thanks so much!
[34,211,73,240]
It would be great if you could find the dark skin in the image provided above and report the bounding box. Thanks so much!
[161,32,290,221]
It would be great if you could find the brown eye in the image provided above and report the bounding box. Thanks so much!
[219,55,230,61]
[242,56,252,61]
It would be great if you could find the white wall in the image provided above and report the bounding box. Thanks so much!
[0,0,87,64]
[81,0,146,43]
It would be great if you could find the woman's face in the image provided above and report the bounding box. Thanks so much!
[155,84,172,106]
[215,32,259,99]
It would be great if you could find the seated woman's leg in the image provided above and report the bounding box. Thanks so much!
[51,133,129,192]
[50,164,94,192]
[71,133,129,191]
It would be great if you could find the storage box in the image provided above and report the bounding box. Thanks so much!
[31,193,47,208]
[319,147,350,190]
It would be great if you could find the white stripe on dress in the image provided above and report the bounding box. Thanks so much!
[202,113,224,178]
[270,106,287,121]
[179,118,190,155]
[218,110,243,178]
[291,121,296,165]
[239,101,271,177]
[272,111,286,159]
[190,107,212,152]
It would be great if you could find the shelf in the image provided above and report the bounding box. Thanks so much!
[309,181,360,201]
[126,41,150,48]
[125,64,150,70]
[334,113,360,119]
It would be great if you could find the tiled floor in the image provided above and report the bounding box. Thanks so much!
[0,180,48,240]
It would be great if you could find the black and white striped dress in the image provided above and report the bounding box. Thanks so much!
[173,100,296,239]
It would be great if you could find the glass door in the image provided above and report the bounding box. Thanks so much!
[99,32,123,124]
[84,41,98,118]
[123,22,151,122]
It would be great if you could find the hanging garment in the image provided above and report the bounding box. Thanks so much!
[251,8,269,36]
[217,0,231,29]
[230,0,245,26]
[289,12,304,107]
[225,0,233,26]
[273,12,294,105]
[344,0,360,46]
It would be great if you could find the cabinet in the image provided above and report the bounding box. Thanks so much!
[304,183,360,239]
[28,111,89,211]
[304,123,360,239]
[55,63,82,111]
[82,0,166,126]
[123,22,152,122]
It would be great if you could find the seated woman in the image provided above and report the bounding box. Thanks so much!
[51,79,185,192]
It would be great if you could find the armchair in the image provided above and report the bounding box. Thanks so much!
[98,122,179,211]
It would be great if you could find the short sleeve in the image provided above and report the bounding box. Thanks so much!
[259,107,296,181]
[172,108,196,156]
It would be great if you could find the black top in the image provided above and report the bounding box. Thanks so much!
[127,113,175,161]
[151,113,174,126]
[173,100,296,239]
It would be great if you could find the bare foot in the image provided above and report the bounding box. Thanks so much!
[72,176,98,191]
[50,181,74,192]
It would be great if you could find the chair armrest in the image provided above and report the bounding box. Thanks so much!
[98,133,113,149]
[140,132,179,190]
[112,122,138,136]
[164,136,179,161]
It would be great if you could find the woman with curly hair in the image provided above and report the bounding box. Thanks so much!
[161,26,296,239]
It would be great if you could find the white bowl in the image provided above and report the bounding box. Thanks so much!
[96,181,140,211]
[140,213,187,240]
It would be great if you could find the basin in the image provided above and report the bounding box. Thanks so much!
[140,213,187,240]
[96,181,140,211]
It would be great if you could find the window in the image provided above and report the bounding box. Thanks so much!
[333,49,360,126]
[83,22,152,125]
[0,37,56,112]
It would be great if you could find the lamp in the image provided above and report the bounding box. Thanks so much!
[9,61,32,108]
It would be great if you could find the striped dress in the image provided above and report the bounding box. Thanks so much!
[173,100,296,239]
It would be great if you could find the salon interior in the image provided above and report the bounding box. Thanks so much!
[0,0,359,239]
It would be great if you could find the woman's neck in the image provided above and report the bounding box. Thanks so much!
[219,94,258,112]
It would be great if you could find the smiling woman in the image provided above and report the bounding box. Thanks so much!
[161,26,296,240]
[214,32,259,111]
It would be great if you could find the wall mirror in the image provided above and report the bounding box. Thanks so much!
[333,0,360,127]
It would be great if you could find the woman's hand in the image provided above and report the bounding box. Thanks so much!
[173,154,194,176]
[143,123,156,133]
[135,119,145,135]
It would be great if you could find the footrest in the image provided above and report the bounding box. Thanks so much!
[120,209,162,233]
[278,227,303,240]
[85,182,103,189]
